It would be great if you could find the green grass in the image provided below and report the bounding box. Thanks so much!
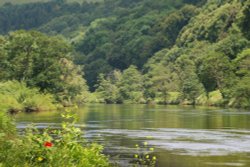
[0,81,57,112]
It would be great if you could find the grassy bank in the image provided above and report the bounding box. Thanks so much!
[0,81,58,113]
[0,109,110,167]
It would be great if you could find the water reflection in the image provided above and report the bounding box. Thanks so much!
[16,104,250,167]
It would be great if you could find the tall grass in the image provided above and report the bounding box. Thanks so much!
[0,81,57,112]
[0,111,16,137]
[0,108,110,167]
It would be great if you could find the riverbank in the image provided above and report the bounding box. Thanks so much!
[89,89,249,109]
[0,108,110,167]
[0,81,58,114]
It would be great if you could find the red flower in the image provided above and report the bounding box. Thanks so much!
[44,141,53,148]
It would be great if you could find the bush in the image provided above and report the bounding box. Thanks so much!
[0,81,57,113]
[229,76,250,108]
[0,111,16,136]
[0,108,110,167]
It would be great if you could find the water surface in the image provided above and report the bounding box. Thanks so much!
[16,104,250,167]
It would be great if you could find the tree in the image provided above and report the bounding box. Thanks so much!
[57,58,89,104]
[176,55,204,105]
[119,65,144,103]
[198,52,235,96]
[0,30,89,101]
[0,36,8,79]
[145,63,179,104]
[231,49,250,108]
[157,5,198,46]
[95,73,120,103]
[181,73,204,105]
[240,1,250,40]
[234,48,250,77]
[215,34,249,59]
[231,75,250,108]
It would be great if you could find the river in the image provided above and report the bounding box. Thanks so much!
[15,104,250,167]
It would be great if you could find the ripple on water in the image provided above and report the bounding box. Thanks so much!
[86,128,250,156]
[204,162,245,166]
[17,122,250,157]
[17,122,104,129]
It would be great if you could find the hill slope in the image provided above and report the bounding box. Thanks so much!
[0,0,249,107]
[143,0,250,107]
[0,0,203,89]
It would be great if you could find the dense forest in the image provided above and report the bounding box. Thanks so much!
[0,0,249,108]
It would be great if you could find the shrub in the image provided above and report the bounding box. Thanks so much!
[0,81,57,112]
[0,111,16,136]
[0,108,110,167]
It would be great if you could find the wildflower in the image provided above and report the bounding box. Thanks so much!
[143,142,148,146]
[134,154,138,158]
[145,155,149,159]
[152,156,157,161]
[149,147,154,151]
[37,157,43,162]
[44,141,53,148]
[135,144,139,147]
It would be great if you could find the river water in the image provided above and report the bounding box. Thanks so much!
[16,104,250,167]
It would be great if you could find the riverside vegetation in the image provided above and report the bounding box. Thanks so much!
[0,0,249,109]
[0,108,110,167]
[0,0,249,108]
[0,31,109,166]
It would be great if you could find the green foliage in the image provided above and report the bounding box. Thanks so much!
[215,33,250,59]
[234,48,250,77]
[0,0,210,90]
[144,49,181,104]
[0,30,89,103]
[95,72,121,104]
[0,0,250,108]
[56,59,89,105]
[176,55,205,105]
[119,65,144,103]
[0,81,57,112]
[207,90,223,106]
[198,52,235,94]
[230,48,250,108]
[95,66,144,104]
[239,0,250,40]
[144,0,250,108]
[177,1,242,45]
[0,111,16,136]
[156,5,199,46]
[74,1,200,88]
[0,108,110,167]
[142,0,250,108]
[230,75,250,108]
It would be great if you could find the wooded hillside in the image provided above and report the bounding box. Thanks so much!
[0,0,249,108]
